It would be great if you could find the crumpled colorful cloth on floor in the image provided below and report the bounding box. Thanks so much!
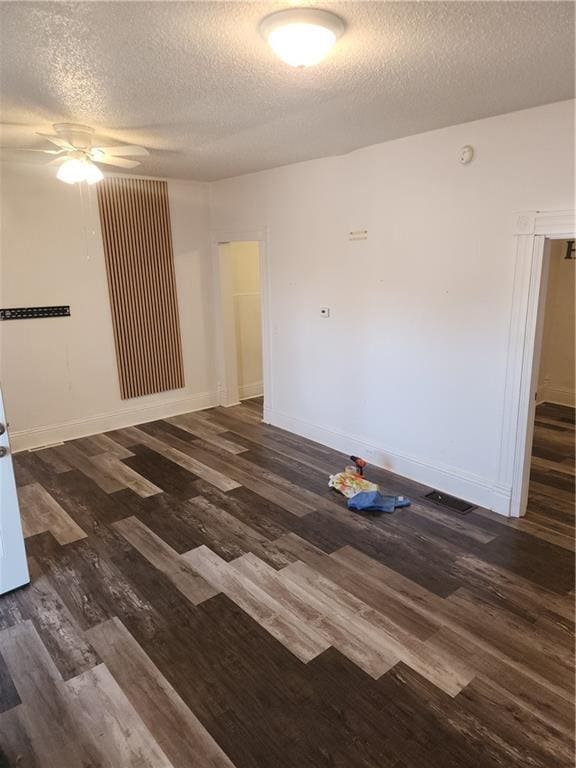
[328,467,379,498]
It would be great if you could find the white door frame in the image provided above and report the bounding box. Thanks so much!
[211,228,272,415]
[500,210,575,518]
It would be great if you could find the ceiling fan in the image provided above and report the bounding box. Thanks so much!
[9,123,149,184]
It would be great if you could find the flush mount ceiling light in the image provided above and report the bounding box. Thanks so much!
[259,8,345,67]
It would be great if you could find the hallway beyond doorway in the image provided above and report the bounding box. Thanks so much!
[525,402,575,549]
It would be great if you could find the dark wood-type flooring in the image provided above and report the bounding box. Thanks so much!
[1,397,574,767]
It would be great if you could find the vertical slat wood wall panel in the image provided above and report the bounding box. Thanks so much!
[97,178,185,399]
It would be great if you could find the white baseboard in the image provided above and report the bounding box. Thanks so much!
[239,381,263,400]
[10,391,219,452]
[538,385,575,408]
[266,408,512,516]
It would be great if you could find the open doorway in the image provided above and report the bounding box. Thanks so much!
[526,239,575,533]
[215,239,266,419]
[230,242,263,402]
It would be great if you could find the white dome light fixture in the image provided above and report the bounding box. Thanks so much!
[260,8,345,67]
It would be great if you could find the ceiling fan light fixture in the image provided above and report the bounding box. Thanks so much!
[84,160,104,185]
[56,156,103,185]
[56,157,88,184]
[259,8,345,67]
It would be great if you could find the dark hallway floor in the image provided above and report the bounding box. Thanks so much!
[525,401,575,544]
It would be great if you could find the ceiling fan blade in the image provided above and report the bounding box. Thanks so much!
[95,156,140,169]
[36,133,75,150]
[16,147,65,155]
[93,145,149,157]
[0,147,64,154]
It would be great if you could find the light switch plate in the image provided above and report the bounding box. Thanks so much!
[320,307,330,318]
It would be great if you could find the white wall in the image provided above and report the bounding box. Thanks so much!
[230,241,262,399]
[210,100,575,513]
[0,164,216,450]
[538,239,575,406]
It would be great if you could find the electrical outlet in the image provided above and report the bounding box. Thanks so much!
[320,307,330,318]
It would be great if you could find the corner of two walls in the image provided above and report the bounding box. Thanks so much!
[0,165,218,451]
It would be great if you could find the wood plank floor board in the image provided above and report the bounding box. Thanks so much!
[280,554,474,695]
[532,455,576,477]
[446,587,574,684]
[12,575,100,681]
[28,535,160,636]
[113,516,219,605]
[478,526,574,594]
[0,621,99,767]
[332,545,573,701]
[0,650,20,713]
[124,425,241,492]
[17,482,87,545]
[276,562,399,679]
[537,403,576,424]
[185,495,295,568]
[116,490,209,554]
[11,459,37,489]
[378,663,571,768]
[456,674,574,767]
[229,442,344,499]
[451,553,575,624]
[199,409,345,475]
[126,592,392,768]
[121,444,202,499]
[430,628,575,739]
[91,452,163,497]
[530,468,575,493]
[227,553,401,680]
[65,663,176,768]
[13,454,135,532]
[51,442,126,494]
[193,482,296,541]
[4,399,574,767]
[273,533,440,640]
[74,433,135,459]
[33,446,72,474]
[0,706,42,768]
[183,546,331,663]
[141,423,317,517]
[166,414,248,454]
[157,498,258,562]
[526,511,575,538]
[292,507,464,598]
[86,617,236,768]
[501,516,575,551]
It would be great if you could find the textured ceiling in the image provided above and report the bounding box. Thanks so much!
[0,1,574,181]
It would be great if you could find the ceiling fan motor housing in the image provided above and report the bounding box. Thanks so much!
[53,123,95,150]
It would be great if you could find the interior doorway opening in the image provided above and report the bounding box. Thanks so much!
[215,240,265,415]
[525,239,575,531]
